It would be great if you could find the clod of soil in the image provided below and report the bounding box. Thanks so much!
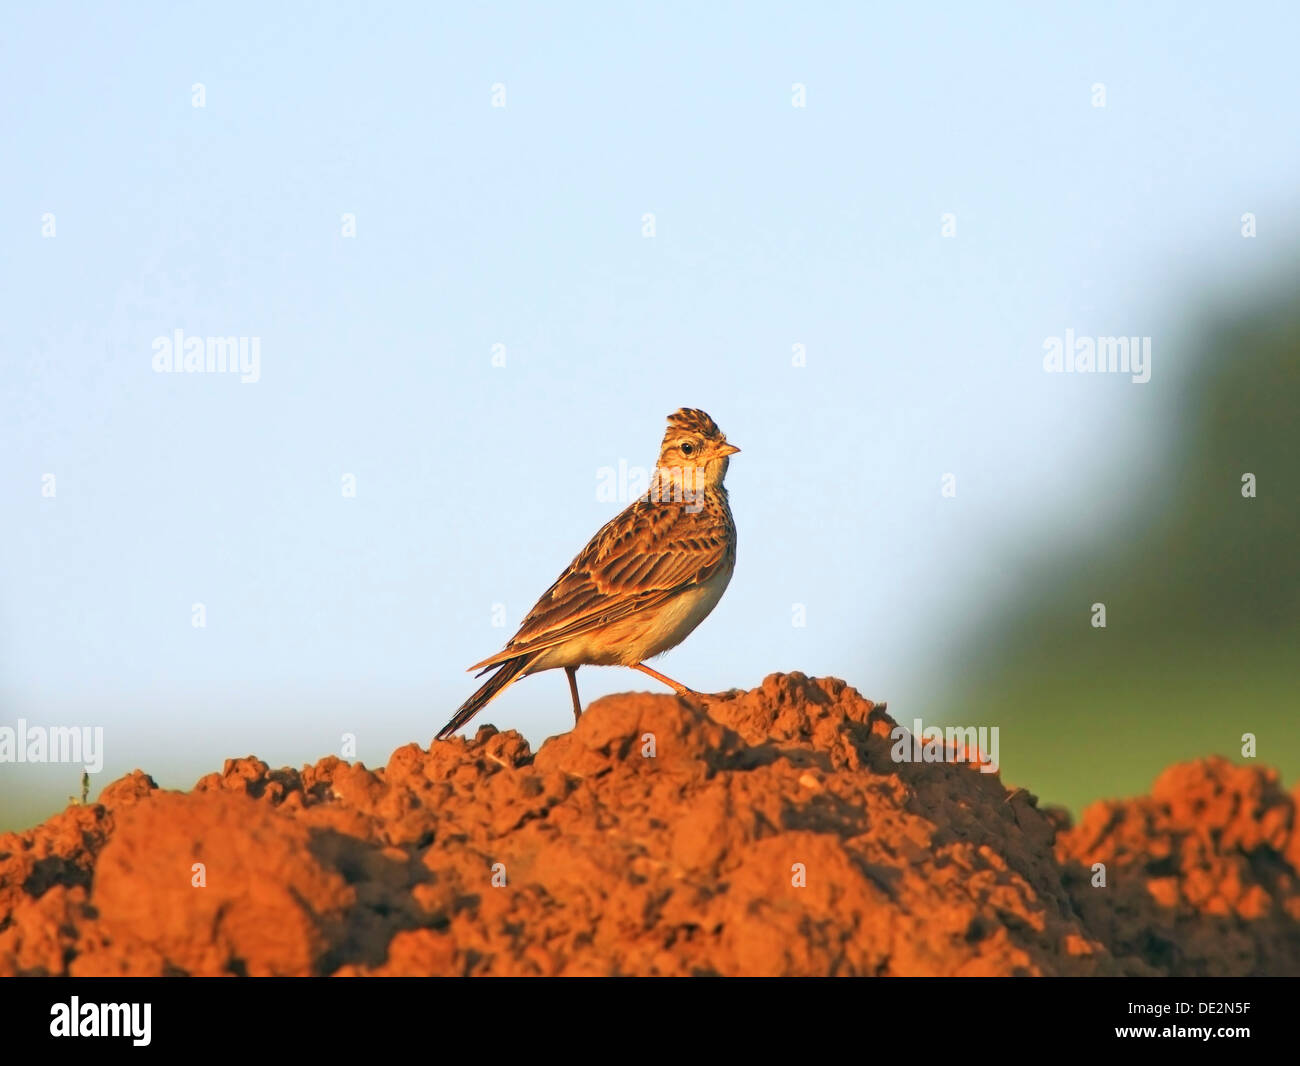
[1,673,1296,976]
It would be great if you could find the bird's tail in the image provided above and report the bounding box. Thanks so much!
[436,654,530,740]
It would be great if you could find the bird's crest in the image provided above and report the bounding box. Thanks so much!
[664,408,722,440]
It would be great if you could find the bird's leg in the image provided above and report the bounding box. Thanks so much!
[631,662,704,700]
[565,666,583,725]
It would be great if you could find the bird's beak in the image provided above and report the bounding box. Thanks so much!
[718,443,741,457]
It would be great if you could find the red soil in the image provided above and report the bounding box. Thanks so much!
[1,673,1296,976]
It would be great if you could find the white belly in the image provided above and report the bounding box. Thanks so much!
[530,564,733,671]
[627,566,733,662]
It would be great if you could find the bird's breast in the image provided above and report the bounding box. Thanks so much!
[624,557,734,664]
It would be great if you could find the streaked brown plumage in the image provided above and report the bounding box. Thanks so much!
[436,408,739,740]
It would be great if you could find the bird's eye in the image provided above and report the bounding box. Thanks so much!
[680,442,695,456]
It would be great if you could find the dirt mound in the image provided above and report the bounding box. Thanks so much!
[1057,757,1300,976]
[1,673,1296,976]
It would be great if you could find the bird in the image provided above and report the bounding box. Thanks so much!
[436,407,739,740]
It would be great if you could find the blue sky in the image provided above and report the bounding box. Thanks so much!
[2,2,1298,828]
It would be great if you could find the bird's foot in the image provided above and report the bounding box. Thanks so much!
[677,688,738,710]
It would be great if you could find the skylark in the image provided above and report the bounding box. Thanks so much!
[436,408,739,740]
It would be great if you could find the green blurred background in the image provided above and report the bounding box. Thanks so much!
[917,277,1298,814]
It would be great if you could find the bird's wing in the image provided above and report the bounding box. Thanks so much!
[467,496,733,672]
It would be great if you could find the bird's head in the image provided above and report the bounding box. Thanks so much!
[653,408,740,502]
